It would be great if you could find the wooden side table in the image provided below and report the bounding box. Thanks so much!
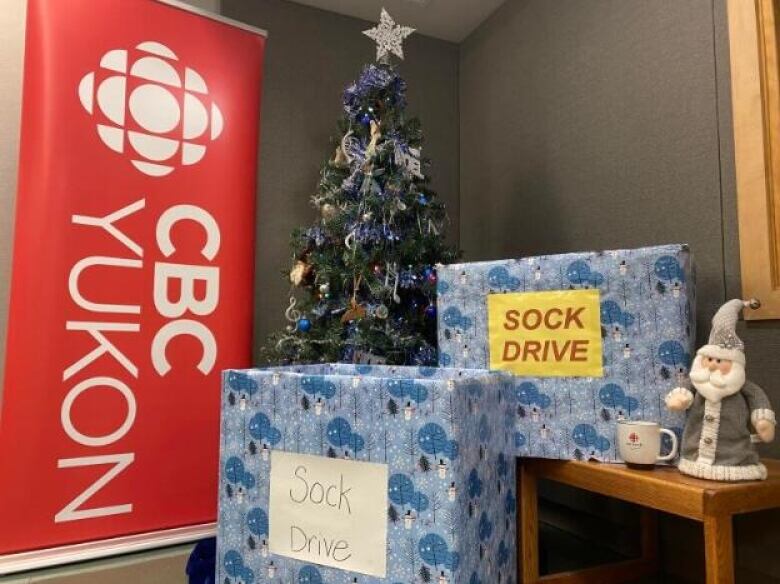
[518,458,780,584]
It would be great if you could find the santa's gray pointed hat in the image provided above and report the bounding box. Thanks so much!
[696,298,746,365]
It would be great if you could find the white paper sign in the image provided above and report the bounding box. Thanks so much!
[268,451,388,577]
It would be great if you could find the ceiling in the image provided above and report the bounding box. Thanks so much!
[282,0,507,42]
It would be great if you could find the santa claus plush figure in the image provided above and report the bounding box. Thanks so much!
[665,299,776,481]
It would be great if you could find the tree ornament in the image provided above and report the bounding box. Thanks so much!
[394,144,424,179]
[417,193,429,206]
[289,260,312,286]
[283,296,302,335]
[333,145,349,168]
[424,304,437,318]
[344,230,357,250]
[319,283,330,294]
[375,304,389,319]
[427,271,437,284]
[365,120,382,159]
[297,317,312,333]
[362,8,415,62]
[342,299,367,323]
[321,203,337,221]
[422,266,433,279]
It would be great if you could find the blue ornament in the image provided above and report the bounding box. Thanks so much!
[425,304,437,318]
[417,193,429,205]
[342,346,355,361]
[185,538,216,584]
[422,266,433,278]
[359,112,372,126]
[297,318,312,332]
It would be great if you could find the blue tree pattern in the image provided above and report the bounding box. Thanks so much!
[658,340,691,369]
[248,413,282,445]
[247,507,268,537]
[388,473,429,512]
[572,424,611,454]
[654,255,686,283]
[516,382,552,410]
[441,306,472,330]
[467,468,483,499]
[224,550,254,583]
[478,512,493,542]
[599,384,639,416]
[228,371,259,396]
[487,266,521,291]
[418,533,460,571]
[387,379,428,404]
[418,423,458,460]
[301,376,337,399]
[298,565,323,583]
[225,456,255,490]
[565,260,604,288]
[326,417,365,453]
[600,300,635,328]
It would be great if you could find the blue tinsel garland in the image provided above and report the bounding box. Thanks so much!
[342,64,407,119]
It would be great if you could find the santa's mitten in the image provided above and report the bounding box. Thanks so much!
[752,409,776,443]
[665,387,694,411]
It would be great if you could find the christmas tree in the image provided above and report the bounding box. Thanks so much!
[261,9,457,366]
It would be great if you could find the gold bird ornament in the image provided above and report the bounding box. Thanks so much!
[341,299,367,323]
[365,120,382,160]
[333,145,349,168]
[289,260,312,286]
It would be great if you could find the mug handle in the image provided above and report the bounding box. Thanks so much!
[657,428,679,462]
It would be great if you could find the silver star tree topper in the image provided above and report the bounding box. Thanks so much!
[363,8,415,61]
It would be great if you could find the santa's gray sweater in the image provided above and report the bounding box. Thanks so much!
[671,380,775,481]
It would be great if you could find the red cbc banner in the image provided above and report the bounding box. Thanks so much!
[0,0,264,556]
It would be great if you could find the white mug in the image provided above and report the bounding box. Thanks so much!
[617,420,679,466]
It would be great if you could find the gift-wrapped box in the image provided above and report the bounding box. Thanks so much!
[437,244,695,462]
[217,364,516,584]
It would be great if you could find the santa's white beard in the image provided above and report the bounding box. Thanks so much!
[690,356,745,402]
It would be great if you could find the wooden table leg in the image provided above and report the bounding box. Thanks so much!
[640,508,659,566]
[519,460,539,583]
[704,514,734,584]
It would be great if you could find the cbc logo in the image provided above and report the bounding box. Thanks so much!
[78,41,223,177]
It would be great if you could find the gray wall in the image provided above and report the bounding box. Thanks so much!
[0,0,25,406]
[221,0,460,355]
[460,1,780,582]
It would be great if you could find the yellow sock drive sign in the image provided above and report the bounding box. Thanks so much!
[488,289,604,377]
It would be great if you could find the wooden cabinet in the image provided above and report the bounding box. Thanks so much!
[729,0,780,319]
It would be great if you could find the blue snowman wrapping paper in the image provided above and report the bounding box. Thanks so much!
[217,364,516,584]
[436,244,695,462]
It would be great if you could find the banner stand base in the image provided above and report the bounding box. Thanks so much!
[0,523,216,576]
